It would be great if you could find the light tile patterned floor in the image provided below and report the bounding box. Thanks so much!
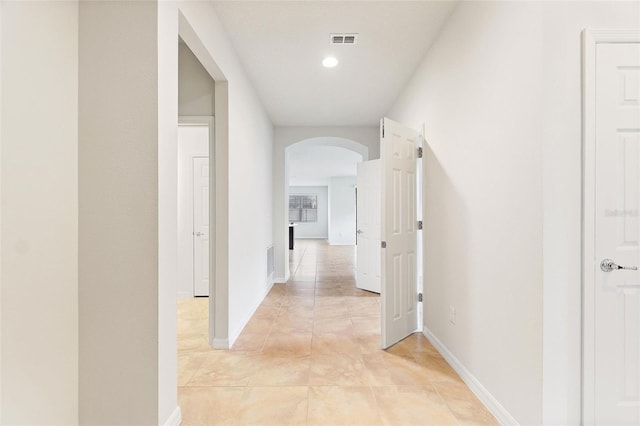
[178,239,497,425]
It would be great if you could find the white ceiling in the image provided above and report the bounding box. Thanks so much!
[211,1,458,126]
[289,145,363,186]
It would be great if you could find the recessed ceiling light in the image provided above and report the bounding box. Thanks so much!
[322,56,338,68]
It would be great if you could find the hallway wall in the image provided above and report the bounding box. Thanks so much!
[79,1,161,423]
[1,2,79,424]
[387,1,639,424]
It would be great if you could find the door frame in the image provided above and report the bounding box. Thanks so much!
[178,115,219,345]
[581,28,640,424]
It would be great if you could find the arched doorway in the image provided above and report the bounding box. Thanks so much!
[274,136,372,282]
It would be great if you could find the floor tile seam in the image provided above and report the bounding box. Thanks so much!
[366,383,386,425]
[178,384,249,388]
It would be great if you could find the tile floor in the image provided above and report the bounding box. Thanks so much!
[178,239,497,425]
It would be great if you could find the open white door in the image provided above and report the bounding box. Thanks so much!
[584,37,640,425]
[193,156,210,297]
[356,159,381,293]
[380,117,419,349]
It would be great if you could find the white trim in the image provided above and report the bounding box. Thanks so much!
[581,28,640,425]
[176,291,192,299]
[423,328,518,426]
[273,276,288,284]
[163,406,182,426]
[212,337,229,350]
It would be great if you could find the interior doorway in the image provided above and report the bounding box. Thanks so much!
[177,118,213,298]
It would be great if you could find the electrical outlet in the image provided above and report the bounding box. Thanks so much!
[449,305,456,325]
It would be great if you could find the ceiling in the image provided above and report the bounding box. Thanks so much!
[289,145,363,186]
[211,1,458,127]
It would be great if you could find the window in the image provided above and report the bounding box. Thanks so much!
[289,194,318,223]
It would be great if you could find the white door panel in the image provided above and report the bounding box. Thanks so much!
[357,160,381,293]
[588,42,640,425]
[193,157,210,297]
[381,117,419,349]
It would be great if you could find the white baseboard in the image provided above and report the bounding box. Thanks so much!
[422,327,519,426]
[273,276,287,284]
[163,406,182,426]
[212,337,229,349]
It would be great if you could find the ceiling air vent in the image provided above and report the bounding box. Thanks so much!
[330,33,358,45]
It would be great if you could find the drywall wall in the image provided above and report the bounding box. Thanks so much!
[328,176,357,245]
[289,186,328,239]
[1,1,79,423]
[273,127,378,281]
[388,1,640,424]
[179,41,215,116]
[79,1,160,423]
[176,1,274,346]
[0,2,3,419]
[387,2,544,424]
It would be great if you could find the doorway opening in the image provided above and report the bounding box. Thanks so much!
[282,137,368,280]
[177,117,213,299]
[173,10,231,355]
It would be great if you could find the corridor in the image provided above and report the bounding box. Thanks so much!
[177,240,496,425]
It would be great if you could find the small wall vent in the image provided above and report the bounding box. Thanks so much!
[330,33,358,45]
[266,246,274,277]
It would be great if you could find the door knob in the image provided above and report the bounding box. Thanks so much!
[195,232,204,237]
[356,229,364,234]
[600,258,638,272]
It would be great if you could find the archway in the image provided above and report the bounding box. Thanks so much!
[274,136,372,282]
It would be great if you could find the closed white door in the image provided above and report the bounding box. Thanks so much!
[356,159,381,293]
[193,157,209,297]
[381,117,419,349]
[587,42,640,425]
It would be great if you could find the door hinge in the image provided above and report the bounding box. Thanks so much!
[418,293,423,302]
[418,220,423,230]
[381,241,387,249]
[382,123,385,138]
[417,147,423,158]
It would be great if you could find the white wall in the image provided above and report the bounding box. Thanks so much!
[273,127,378,282]
[289,186,328,239]
[0,2,3,418]
[0,1,274,424]
[328,176,357,245]
[176,1,274,346]
[1,1,79,424]
[388,2,543,424]
[79,1,161,423]
[179,41,215,116]
[388,1,640,425]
